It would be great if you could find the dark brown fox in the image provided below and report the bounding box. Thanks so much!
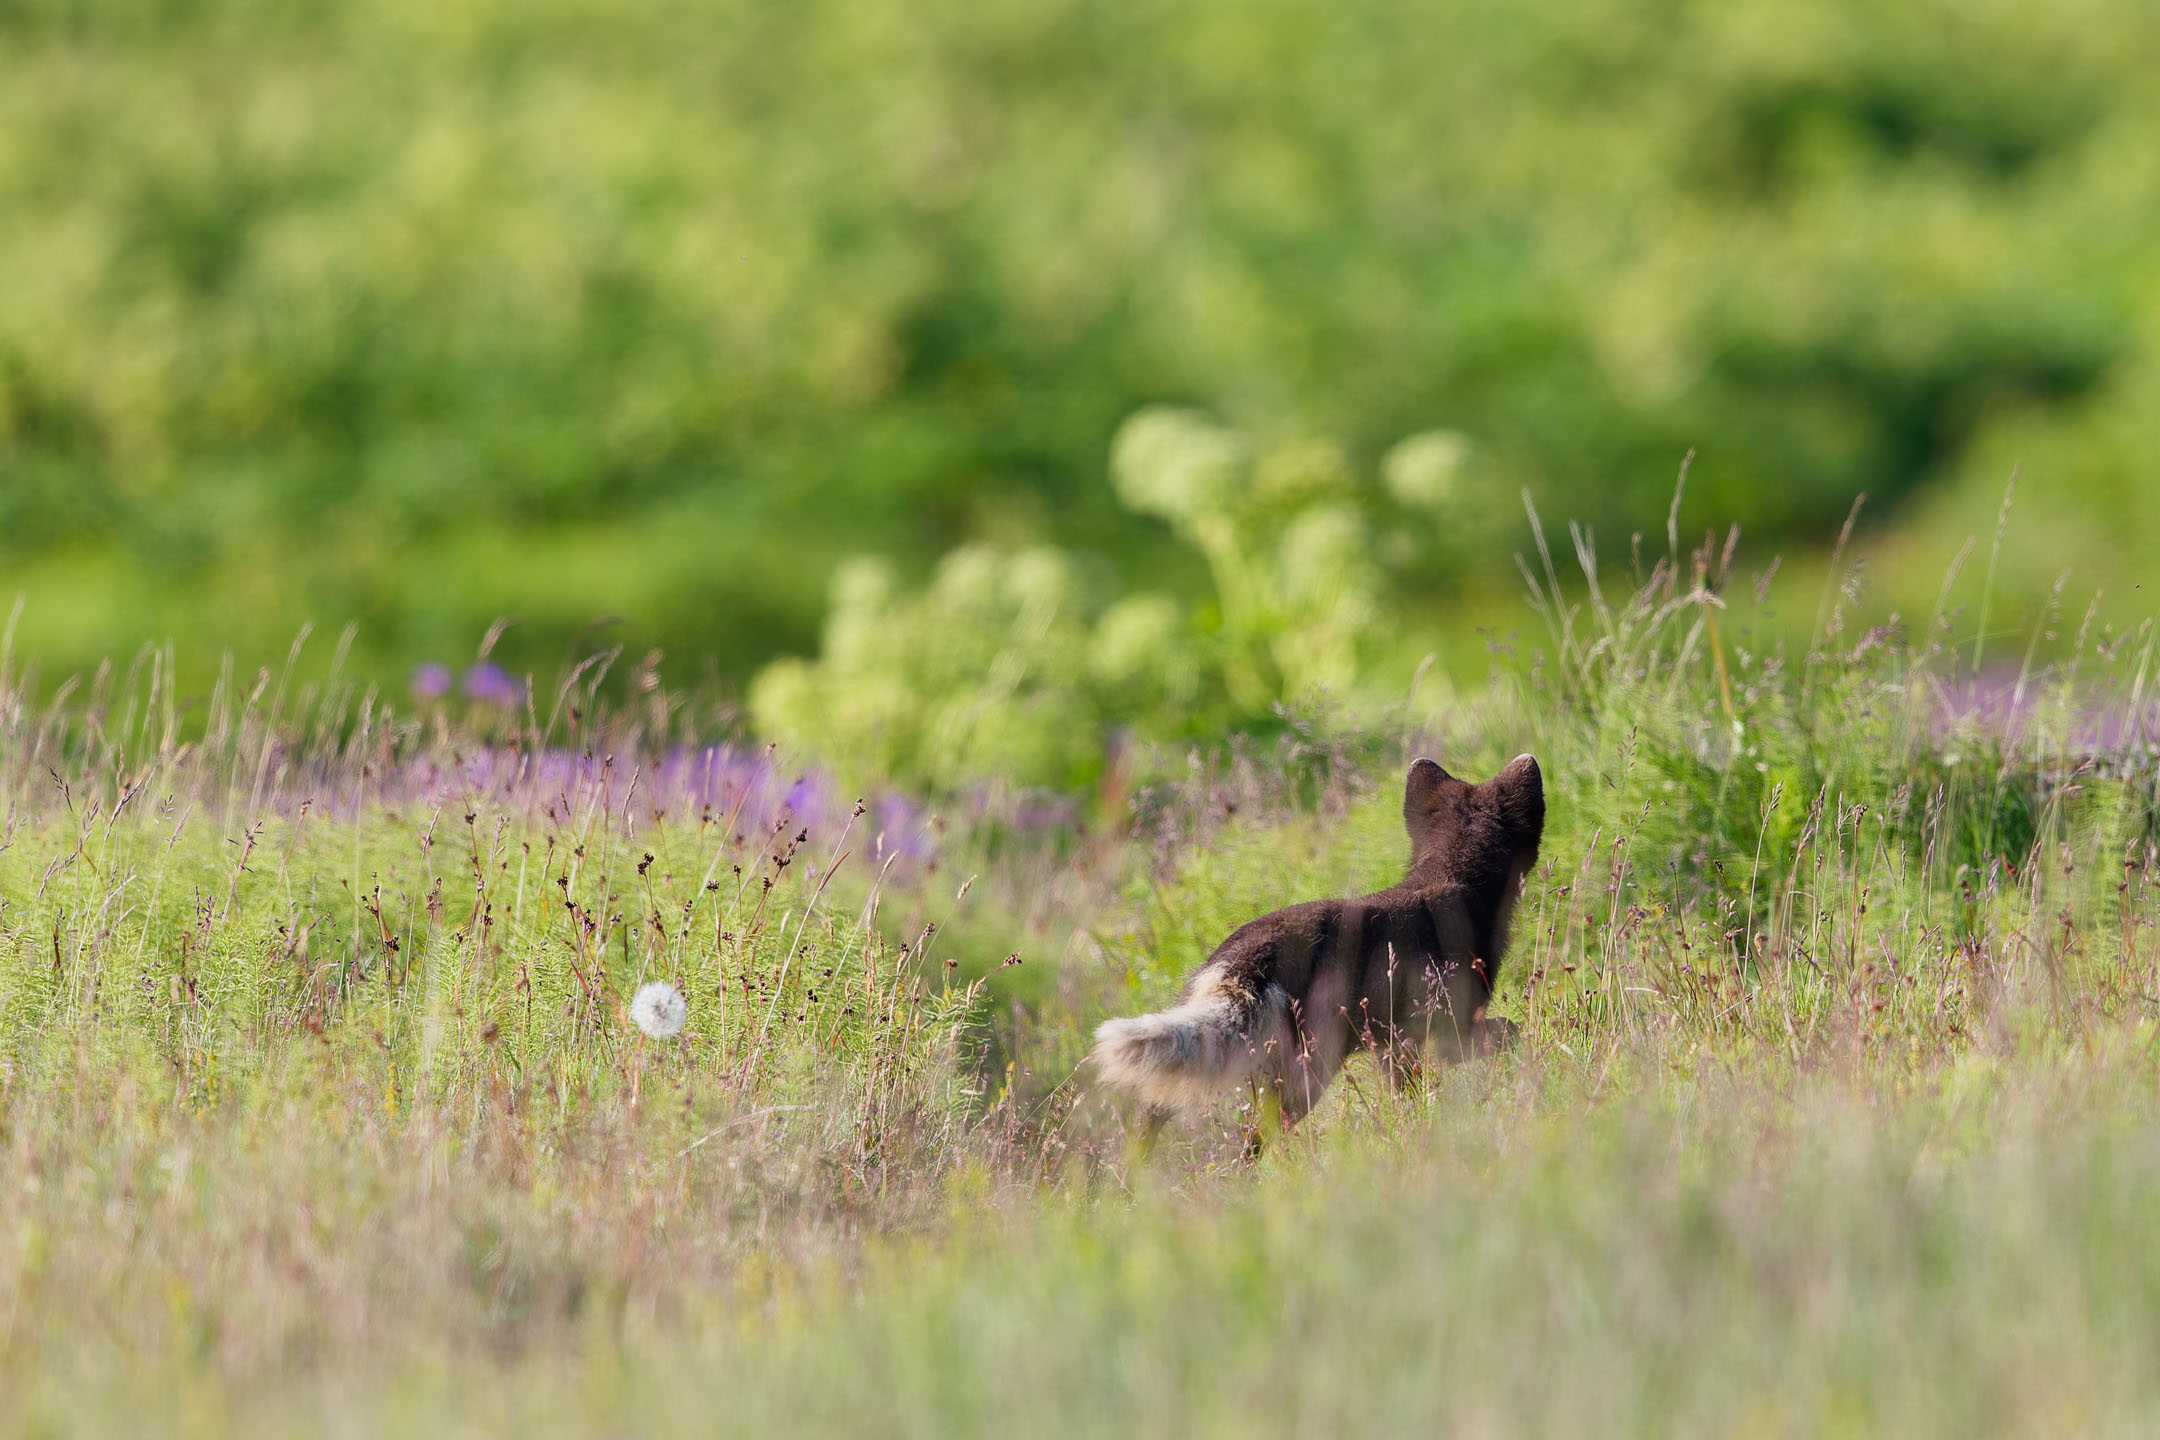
[1092,755,1545,1124]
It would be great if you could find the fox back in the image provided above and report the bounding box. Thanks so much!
[1092,755,1545,1121]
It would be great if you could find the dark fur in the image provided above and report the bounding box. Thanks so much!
[1092,755,1546,1123]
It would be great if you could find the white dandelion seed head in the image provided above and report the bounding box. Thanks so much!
[630,981,688,1039]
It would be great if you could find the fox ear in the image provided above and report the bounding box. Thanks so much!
[1494,753,1545,814]
[1405,757,1449,803]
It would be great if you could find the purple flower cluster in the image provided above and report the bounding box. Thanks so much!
[342,746,948,856]
[220,728,1099,883]
[1932,672,2160,753]
[463,662,526,706]
[871,792,934,866]
[409,662,527,706]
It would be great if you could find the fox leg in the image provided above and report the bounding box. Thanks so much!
[1473,1011,1519,1056]
[1238,1021,1343,1158]
[1421,959,1500,1063]
[1241,1085,1283,1161]
[1273,957,1363,1125]
[1274,1011,1355,1129]
[1242,1065,1324,1160]
[1382,1042,1426,1095]
[1125,1103,1172,1167]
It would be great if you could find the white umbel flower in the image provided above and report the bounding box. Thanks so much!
[629,981,688,1039]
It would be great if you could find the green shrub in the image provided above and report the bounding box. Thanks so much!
[5,0,2159,681]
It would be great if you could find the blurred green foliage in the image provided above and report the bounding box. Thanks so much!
[3,0,2159,690]
[754,408,1452,788]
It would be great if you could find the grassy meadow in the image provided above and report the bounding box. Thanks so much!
[8,533,2160,1435]
[11,0,2160,1430]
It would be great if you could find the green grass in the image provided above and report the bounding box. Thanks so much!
[7,549,2160,1435]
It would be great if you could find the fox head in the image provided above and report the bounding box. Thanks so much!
[1401,755,1546,913]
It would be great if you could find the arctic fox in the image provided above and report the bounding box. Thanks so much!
[1092,755,1545,1125]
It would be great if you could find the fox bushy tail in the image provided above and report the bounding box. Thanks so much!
[1090,969,1287,1111]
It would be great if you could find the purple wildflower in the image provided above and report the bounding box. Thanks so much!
[463,662,525,706]
[872,792,943,866]
[783,775,825,825]
[411,663,453,700]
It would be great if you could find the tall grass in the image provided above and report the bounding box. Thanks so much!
[7,527,2160,1434]
[0,629,994,1421]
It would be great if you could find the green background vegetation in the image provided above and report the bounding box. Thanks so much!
[5,0,2160,737]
